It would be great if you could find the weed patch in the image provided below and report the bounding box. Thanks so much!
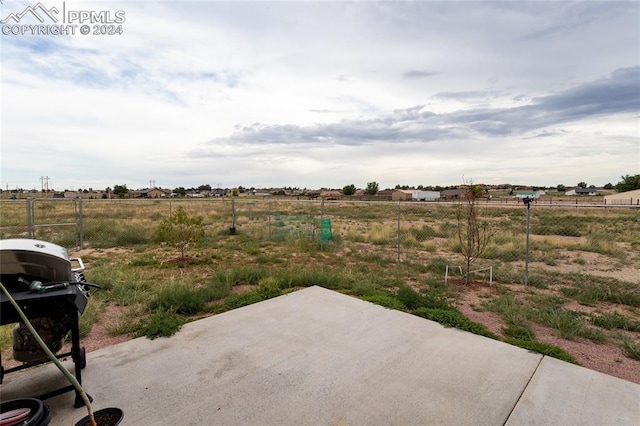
[621,336,640,361]
[560,277,640,307]
[505,338,579,364]
[592,312,640,331]
[362,294,407,310]
[502,325,535,341]
[137,311,185,339]
[412,307,498,339]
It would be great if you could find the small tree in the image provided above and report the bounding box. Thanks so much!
[615,174,640,192]
[113,184,128,198]
[456,182,493,284]
[342,184,356,196]
[365,181,379,195]
[157,206,205,259]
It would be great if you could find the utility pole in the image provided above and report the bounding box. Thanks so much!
[40,176,50,194]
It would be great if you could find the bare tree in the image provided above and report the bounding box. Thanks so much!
[456,182,493,284]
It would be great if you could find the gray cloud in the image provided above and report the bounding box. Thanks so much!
[402,70,438,79]
[195,67,639,155]
[434,90,502,100]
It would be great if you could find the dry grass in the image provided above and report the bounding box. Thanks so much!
[1,198,638,383]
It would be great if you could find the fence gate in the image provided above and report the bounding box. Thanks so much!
[27,198,84,248]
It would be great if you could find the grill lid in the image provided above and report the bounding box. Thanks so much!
[0,239,73,283]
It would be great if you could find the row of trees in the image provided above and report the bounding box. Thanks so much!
[342,182,380,196]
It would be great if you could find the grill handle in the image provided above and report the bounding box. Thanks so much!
[70,257,85,273]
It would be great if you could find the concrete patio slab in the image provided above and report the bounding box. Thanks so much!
[1,286,638,425]
[505,356,640,425]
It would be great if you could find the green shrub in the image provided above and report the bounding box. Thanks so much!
[621,336,640,361]
[396,286,423,310]
[560,279,640,307]
[536,308,585,340]
[218,285,281,311]
[206,277,233,300]
[483,294,530,326]
[412,307,498,339]
[362,294,406,310]
[150,281,208,315]
[592,312,640,331]
[137,311,185,339]
[502,325,535,341]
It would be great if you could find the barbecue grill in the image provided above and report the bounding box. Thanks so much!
[0,238,92,407]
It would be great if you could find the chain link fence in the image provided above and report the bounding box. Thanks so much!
[1,197,638,284]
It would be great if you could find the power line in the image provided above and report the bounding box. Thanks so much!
[40,176,50,192]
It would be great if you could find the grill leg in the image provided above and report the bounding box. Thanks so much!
[70,308,92,408]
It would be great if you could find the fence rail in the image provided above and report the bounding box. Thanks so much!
[1,197,638,284]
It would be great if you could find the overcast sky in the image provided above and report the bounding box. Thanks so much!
[1,0,639,191]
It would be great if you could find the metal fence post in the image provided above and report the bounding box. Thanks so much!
[231,198,236,234]
[320,198,325,251]
[268,200,272,240]
[26,197,33,238]
[397,201,401,263]
[78,198,84,249]
[523,197,532,285]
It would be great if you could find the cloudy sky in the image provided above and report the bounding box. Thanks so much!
[1,0,639,191]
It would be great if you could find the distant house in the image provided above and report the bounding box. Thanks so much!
[140,188,170,199]
[252,189,271,197]
[412,190,440,201]
[392,190,413,201]
[374,190,393,200]
[441,189,467,200]
[514,191,541,199]
[565,186,597,196]
[392,190,440,201]
[320,190,341,200]
[576,186,598,196]
[604,189,640,205]
[53,191,78,199]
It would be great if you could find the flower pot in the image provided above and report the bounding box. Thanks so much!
[0,398,50,426]
[74,408,123,426]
